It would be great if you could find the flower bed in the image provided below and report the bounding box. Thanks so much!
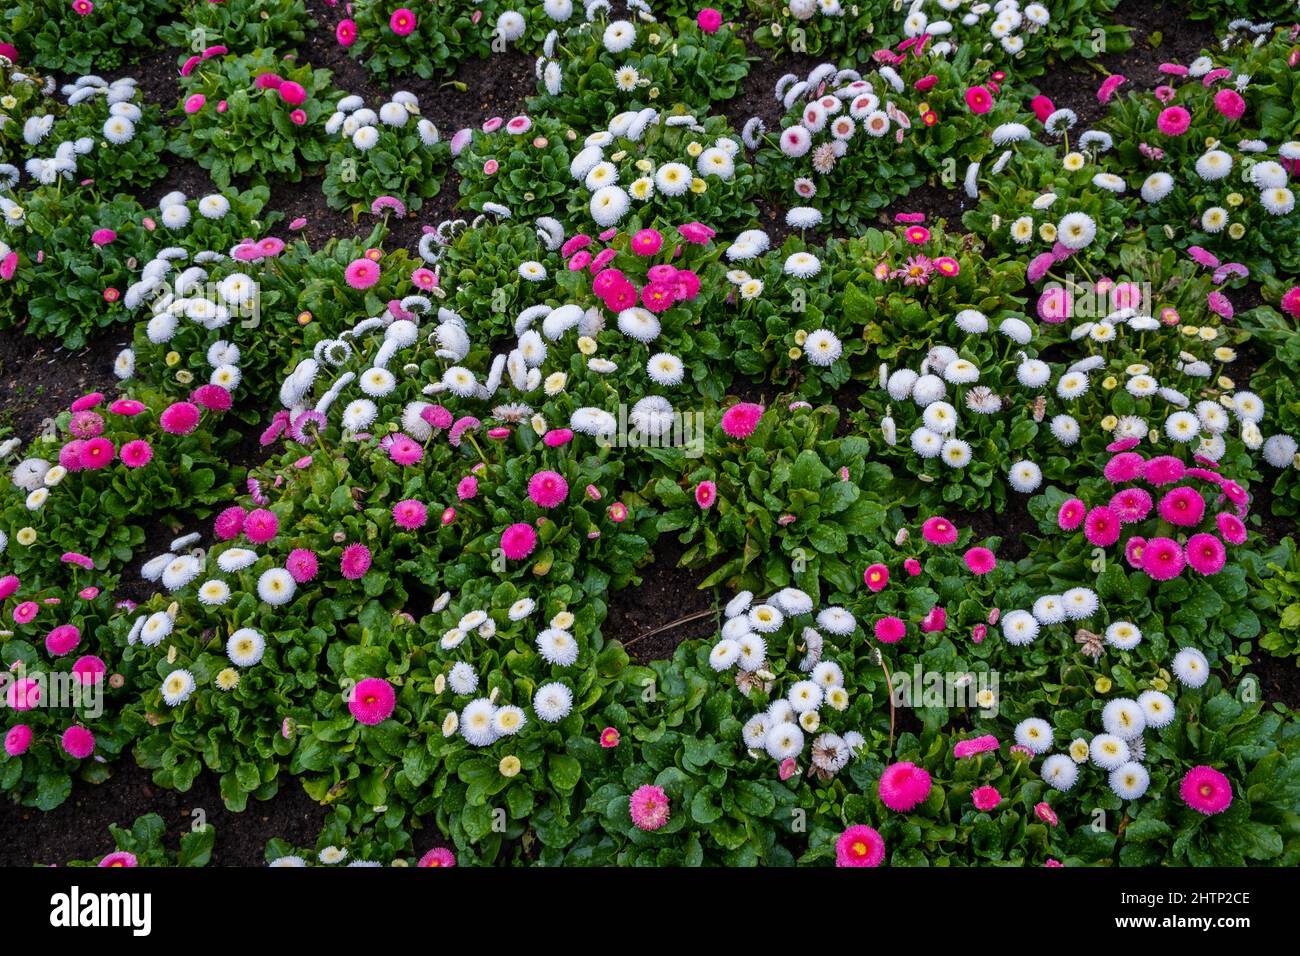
[0,1,1298,873]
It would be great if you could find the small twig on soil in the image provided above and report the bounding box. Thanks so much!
[622,607,718,648]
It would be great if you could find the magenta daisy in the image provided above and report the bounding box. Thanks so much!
[835,825,885,867]
[340,543,372,580]
[349,677,396,725]
[629,784,671,831]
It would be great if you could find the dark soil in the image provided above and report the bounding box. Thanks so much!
[886,181,973,232]
[0,326,126,443]
[952,494,1037,562]
[1255,650,1300,711]
[606,538,719,661]
[1033,0,1219,129]
[718,37,824,146]
[0,762,325,867]
[292,0,538,246]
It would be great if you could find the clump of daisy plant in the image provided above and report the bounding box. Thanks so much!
[321,90,449,213]
[169,47,335,188]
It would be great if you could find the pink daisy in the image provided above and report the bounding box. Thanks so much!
[69,410,104,438]
[963,547,996,575]
[109,399,144,417]
[1103,452,1144,483]
[1142,537,1186,581]
[1213,88,1246,120]
[1179,766,1232,815]
[1142,455,1186,486]
[388,434,423,465]
[393,499,428,530]
[79,437,115,469]
[964,85,992,114]
[61,725,95,759]
[835,825,885,867]
[501,522,537,560]
[874,616,906,644]
[1156,105,1191,135]
[527,470,569,508]
[448,416,480,448]
[1157,486,1205,527]
[72,655,106,686]
[242,508,278,544]
[1036,287,1072,324]
[631,228,663,255]
[694,480,717,509]
[4,724,32,756]
[720,402,764,439]
[348,677,395,725]
[629,784,671,831]
[389,7,416,35]
[1097,73,1126,103]
[1109,487,1153,524]
[192,384,232,412]
[343,258,381,289]
[45,623,81,656]
[878,761,932,813]
[422,404,454,430]
[418,848,456,867]
[214,506,246,540]
[677,222,715,245]
[1057,498,1086,530]
[119,439,153,468]
[1221,480,1250,511]
[1083,506,1121,547]
[160,401,201,435]
[340,543,372,580]
[1185,533,1226,575]
[13,602,39,626]
[286,548,319,583]
[921,606,946,632]
[1216,512,1247,545]
[953,735,999,759]
[921,516,958,545]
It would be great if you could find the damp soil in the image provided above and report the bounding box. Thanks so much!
[1032,0,1219,129]
[0,326,126,444]
[289,0,539,246]
[605,538,719,662]
[0,761,326,867]
[951,495,1038,563]
[1255,651,1300,712]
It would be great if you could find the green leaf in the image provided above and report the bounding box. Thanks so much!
[548,754,582,792]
